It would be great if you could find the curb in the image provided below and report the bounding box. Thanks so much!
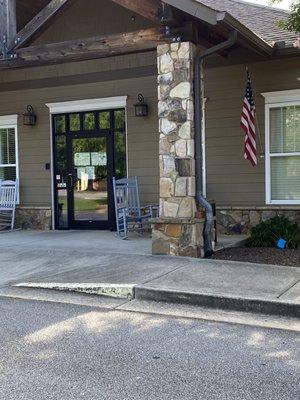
[134,286,300,318]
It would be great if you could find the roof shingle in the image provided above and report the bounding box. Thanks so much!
[197,0,298,47]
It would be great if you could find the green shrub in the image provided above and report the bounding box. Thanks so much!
[246,216,300,249]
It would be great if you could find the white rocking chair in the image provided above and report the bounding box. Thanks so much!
[0,180,18,231]
[113,177,158,239]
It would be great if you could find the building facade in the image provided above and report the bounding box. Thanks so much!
[0,0,299,256]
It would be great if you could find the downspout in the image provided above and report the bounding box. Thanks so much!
[194,31,238,257]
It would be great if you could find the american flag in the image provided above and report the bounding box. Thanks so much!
[241,69,257,166]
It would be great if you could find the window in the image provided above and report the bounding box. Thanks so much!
[53,115,66,134]
[69,113,80,131]
[0,114,18,181]
[263,90,300,205]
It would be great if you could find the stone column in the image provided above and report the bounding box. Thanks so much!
[152,42,204,258]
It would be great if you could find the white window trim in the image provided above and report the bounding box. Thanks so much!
[46,96,127,114]
[0,114,19,203]
[0,115,18,125]
[262,89,300,205]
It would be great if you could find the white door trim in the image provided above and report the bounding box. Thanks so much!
[47,96,128,229]
[49,114,55,229]
[46,96,128,114]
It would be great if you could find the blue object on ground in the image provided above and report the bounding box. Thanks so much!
[277,238,286,249]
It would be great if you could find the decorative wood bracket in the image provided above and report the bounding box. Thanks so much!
[8,0,78,53]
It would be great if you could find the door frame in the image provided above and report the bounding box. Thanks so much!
[46,96,128,230]
[68,132,114,230]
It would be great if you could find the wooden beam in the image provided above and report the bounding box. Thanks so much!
[0,27,168,69]
[109,0,161,24]
[195,24,230,58]
[0,0,17,54]
[10,0,78,51]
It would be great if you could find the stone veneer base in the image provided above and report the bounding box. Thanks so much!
[217,207,300,235]
[152,218,205,258]
[16,207,52,230]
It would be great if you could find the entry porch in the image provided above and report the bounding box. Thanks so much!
[2,0,296,258]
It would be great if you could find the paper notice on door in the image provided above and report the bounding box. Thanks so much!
[74,152,90,166]
[91,152,107,166]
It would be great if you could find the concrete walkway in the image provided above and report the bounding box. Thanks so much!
[0,229,152,255]
[0,231,299,317]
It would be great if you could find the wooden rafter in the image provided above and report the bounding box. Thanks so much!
[0,27,169,69]
[109,0,162,24]
[0,0,17,53]
[10,0,78,51]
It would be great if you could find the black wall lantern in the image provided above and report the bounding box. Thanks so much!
[134,94,148,117]
[23,105,37,126]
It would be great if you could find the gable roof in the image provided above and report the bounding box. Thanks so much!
[18,1,297,47]
[197,0,297,48]
[13,0,299,56]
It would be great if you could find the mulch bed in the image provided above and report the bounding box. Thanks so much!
[210,247,300,267]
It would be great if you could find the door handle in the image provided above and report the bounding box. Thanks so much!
[68,173,74,187]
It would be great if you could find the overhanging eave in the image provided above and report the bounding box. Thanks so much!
[163,0,219,25]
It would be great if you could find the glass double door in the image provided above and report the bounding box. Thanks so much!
[53,109,126,230]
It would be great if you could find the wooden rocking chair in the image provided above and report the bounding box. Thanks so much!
[0,180,18,231]
[113,177,158,239]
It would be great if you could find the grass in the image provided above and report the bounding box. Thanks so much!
[59,196,107,211]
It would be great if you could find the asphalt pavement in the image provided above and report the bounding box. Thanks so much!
[0,297,299,400]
